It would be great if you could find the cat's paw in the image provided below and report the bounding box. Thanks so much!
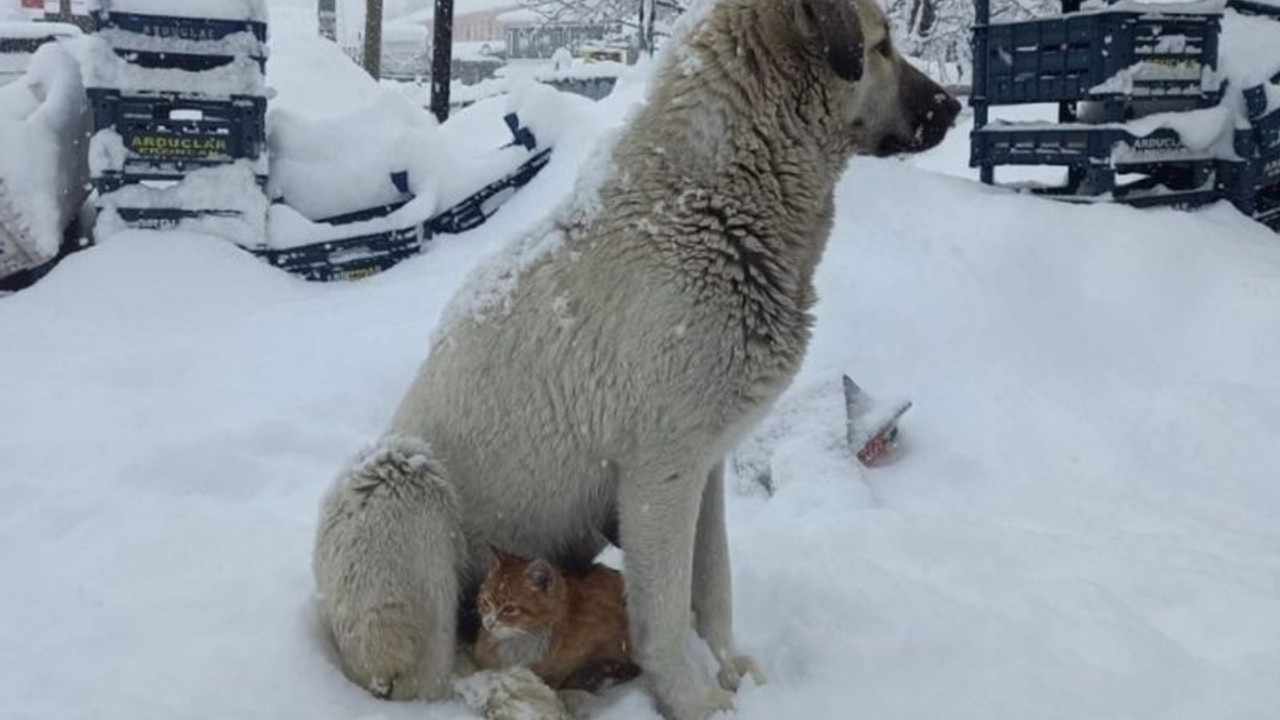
[655,679,734,720]
[715,654,766,692]
[557,689,596,720]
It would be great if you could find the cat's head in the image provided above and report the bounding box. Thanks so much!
[477,546,568,638]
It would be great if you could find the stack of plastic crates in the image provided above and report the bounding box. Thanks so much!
[1220,79,1280,230]
[970,0,1226,207]
[83,0,269,246]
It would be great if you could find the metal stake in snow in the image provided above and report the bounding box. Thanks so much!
[430,0,455,123]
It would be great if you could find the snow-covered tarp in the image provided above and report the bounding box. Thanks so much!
[0,41,89,278]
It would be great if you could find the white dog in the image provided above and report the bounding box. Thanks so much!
[314,0,959,716]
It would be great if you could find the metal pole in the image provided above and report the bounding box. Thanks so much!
[430,0,455,123]
[363,0,383,78]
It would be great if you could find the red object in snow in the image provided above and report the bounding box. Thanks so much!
[844,375,912,467]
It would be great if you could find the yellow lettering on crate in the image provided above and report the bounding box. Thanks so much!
[1144,58,1196,70]
[129,135,229,157]
[339,267,378,281]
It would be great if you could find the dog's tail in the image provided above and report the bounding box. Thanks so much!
[314,435,463,701]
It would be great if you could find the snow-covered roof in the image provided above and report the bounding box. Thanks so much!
[383,21,428,44]
[495,7,604,26]
[495,8,540,25]
[393,0,520,24]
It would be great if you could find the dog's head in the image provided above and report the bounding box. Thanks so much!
[792,0,961,156]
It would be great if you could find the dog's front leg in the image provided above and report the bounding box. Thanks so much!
[692,461,765,692]
[619,467,733,720]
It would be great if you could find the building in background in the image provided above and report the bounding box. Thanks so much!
[394,0,517,49]
[497,8,623,61]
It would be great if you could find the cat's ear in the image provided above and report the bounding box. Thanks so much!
[525,558,556,592]
[489,545,514,567]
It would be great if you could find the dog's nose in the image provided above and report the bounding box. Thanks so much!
[937,92,962,127]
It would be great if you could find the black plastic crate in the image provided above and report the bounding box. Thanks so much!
[93,9,267,72]
[432,149,552,234]
[89,89,266,171]
[110,206,238,225]
[972,9,1221,106]
[1255,183,1280,230]
[971,124,1118,166]
[92,169,268,195]
[251,225,431,282]
[972,122,1213,167]
[257,146,552,281]
[93,9,266,44]
[1244,85,1280,153]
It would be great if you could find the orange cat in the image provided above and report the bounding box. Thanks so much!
[473,547,640,691]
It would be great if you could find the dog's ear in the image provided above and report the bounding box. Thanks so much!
[795,0,864,82]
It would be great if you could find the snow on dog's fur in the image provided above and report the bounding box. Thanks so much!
[313,0,958,717]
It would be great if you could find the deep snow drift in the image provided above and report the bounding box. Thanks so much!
[2,5,1280,720]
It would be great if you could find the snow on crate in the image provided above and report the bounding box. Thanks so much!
[267,91,442,222]
[95,161,268,247]
[254,87,565,280]
[267,86,576,229]
[65,35,266,97]
[91,28,266,62]
[86,0,267,23]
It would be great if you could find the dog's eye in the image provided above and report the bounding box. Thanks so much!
[874,38,891,58]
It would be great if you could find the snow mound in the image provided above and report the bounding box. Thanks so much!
[267,90,442,221]
[0,41,90,271]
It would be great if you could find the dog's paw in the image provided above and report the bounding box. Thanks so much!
[368,675,395,699]
[716,654,766,692]
[656,680,734,720]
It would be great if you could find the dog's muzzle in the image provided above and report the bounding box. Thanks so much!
[875,65,963,156]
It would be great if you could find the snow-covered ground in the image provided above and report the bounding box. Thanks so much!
[3,3,1280,720]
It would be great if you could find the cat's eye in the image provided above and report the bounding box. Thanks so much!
[500,606,515,616]
[873,38,891,58]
